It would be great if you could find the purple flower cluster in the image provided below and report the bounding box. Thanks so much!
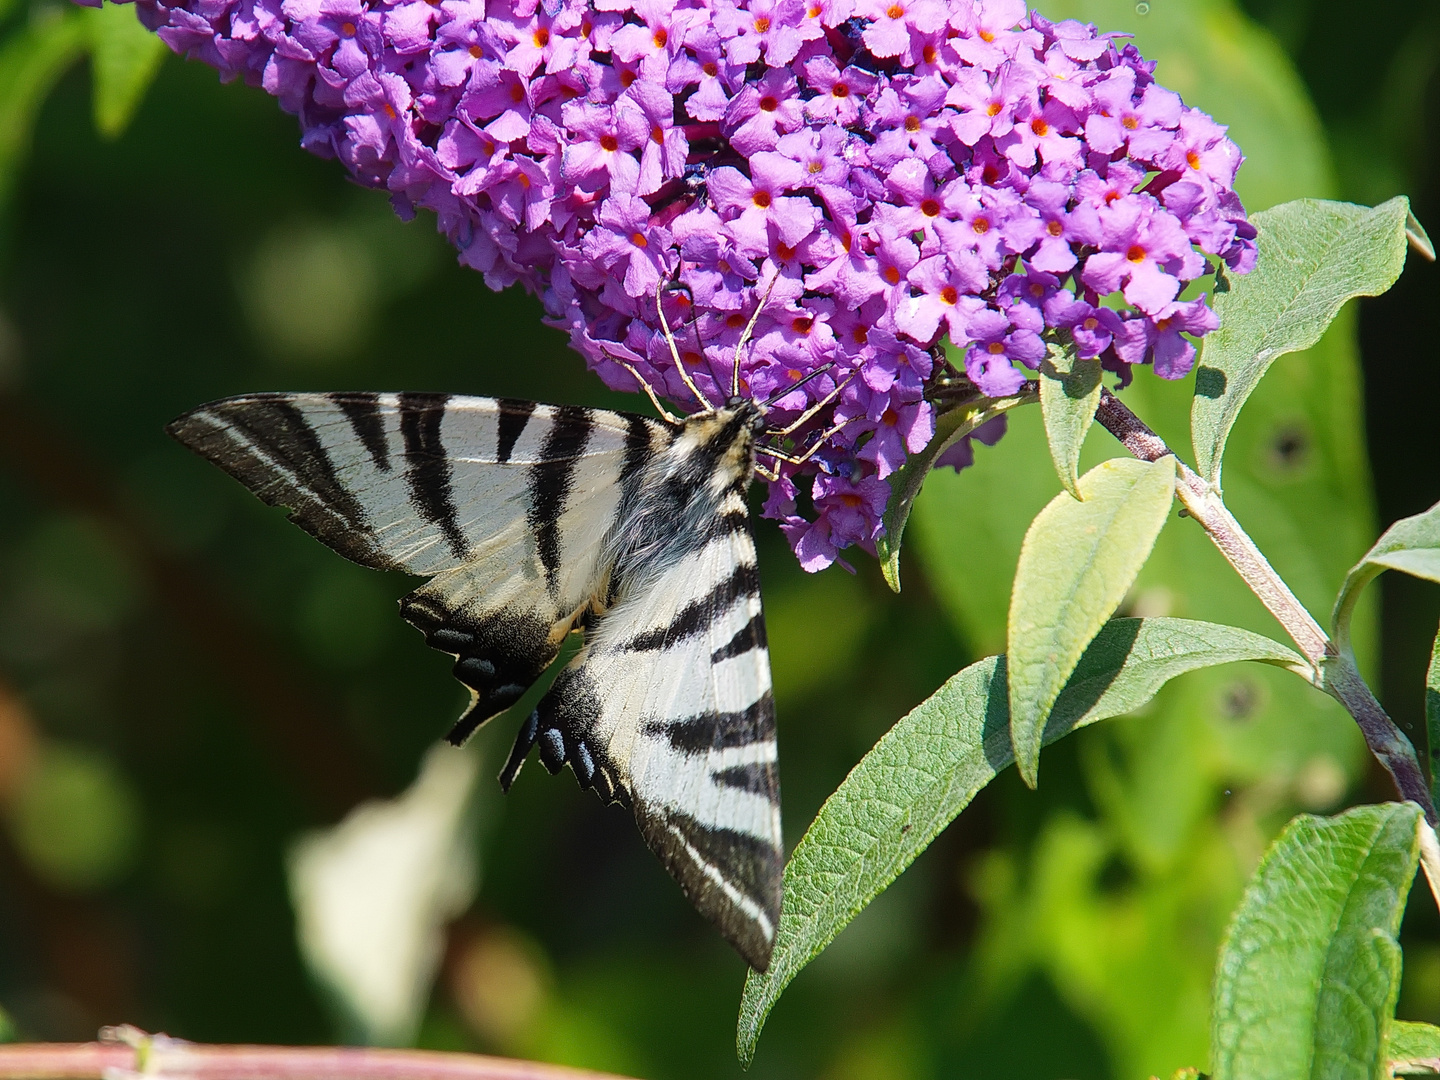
[102,0,1256,570]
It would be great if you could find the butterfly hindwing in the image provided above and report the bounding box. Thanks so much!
[508,431,783,970]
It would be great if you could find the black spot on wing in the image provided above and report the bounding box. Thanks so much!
[495,399,536,463]
[710,612,767,663]
[642,692,775,752]
[623,561,760,652]
[332,392,392,473]
[527,405,593,596]
[398,392,470,562]
[523,666,629,806]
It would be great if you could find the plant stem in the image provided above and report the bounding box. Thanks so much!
[1092,388,1437,824]
[0,1029,634,1080]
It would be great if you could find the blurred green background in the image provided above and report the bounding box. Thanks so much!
[0,0,1434,1076]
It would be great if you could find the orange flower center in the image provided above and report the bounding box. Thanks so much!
[776,241,796,260]
[882,266,901,285]
[702,61,718,76]
[922,43,937,63]
[754,15,771,31]
[1030,117,1049,137]
[904,115,921,132]
[832,82,849,98]
[1083,316,1099,330]
[726,313,746,328]
[978,28,995,41]
[620,69,638,86]
[760,95,779,112]
[510,83,525,102]
[532,27,549,47]
[920,198,940,217]
[940,285,958,305]
[652,28,667,47]
[1046,220,1063,236]
[1126,244,1147,263]
[972,216,990,234]
[840,494,863,508]
[682,350,704,366]
[987,341,1006,354]
[986,101,1002,117]
[1122,115,1138,130]
[340,20,356,35]
[791,316,813,334]
[1187,150,1202,170]
[752,190,772,208]
[881,408,899,426]
[851,325,868,344]
[468,44,483,58]
[630,232,647,248]
[383,103,397,119]
[886,3,904,16]
[600,134,619,152]
[651,125,664,144]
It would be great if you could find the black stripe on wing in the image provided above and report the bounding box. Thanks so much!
[398,393,470,562]
[641,693,776,752]
[621,562,761,652]
[166,395,395,570]
[527,405,593,596]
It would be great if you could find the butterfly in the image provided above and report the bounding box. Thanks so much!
[166,329,849,970]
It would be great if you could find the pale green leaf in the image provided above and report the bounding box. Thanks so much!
[1192,197,1411,487]
[0,10,88,211]
[1427,624,1440,814]
[875,386,1034,593]
[1039,344,1101,500]
[1008,456,1176,786]
[86,2,167,139]
[736,617,1304,1066]
[1333,499,1440,657]
[1212,802,1422,1080]
[1391,1021,1440,1076]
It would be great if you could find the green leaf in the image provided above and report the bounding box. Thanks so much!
[1039,343,1101,500]
[1212,802,1422,1080]
[1427,624,1440,813]
[875,386,1035,593]
[1333,498,1440,657]
[736,617,1304,1066]
[85,2,167,139]
[0,10,88,212]
[1192,197,1411,488]
[1008,456,1176,787]
[1391,1021,1440,1076]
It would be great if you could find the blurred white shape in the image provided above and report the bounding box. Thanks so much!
[288,743,482,1045]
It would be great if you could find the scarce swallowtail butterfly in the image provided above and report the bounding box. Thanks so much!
[166,333,847,970]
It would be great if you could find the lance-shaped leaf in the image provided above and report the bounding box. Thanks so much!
[736,617,1305,1066]
[1192,197,1411,488]
[1039,343,1101,500]
[1332,497,1440,657]
[86,2,168,139]
[1392,1021,1440,1076]
[875,385,1035,593]
[1008,456,1176,787]
[1428,625,1440,813]
[1212,802,1422,1080]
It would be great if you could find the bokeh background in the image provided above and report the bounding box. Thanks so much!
[0,0,1435,1076]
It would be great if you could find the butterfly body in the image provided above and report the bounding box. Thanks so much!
[168,391,781,969]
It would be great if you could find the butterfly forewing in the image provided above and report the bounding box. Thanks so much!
[169,391,782,969]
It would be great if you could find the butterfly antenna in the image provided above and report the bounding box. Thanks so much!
[600,346,684,425]
[759,362,837,411]
[655,272,714,412]
[733,272,780,399]
[766,372,855,438]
